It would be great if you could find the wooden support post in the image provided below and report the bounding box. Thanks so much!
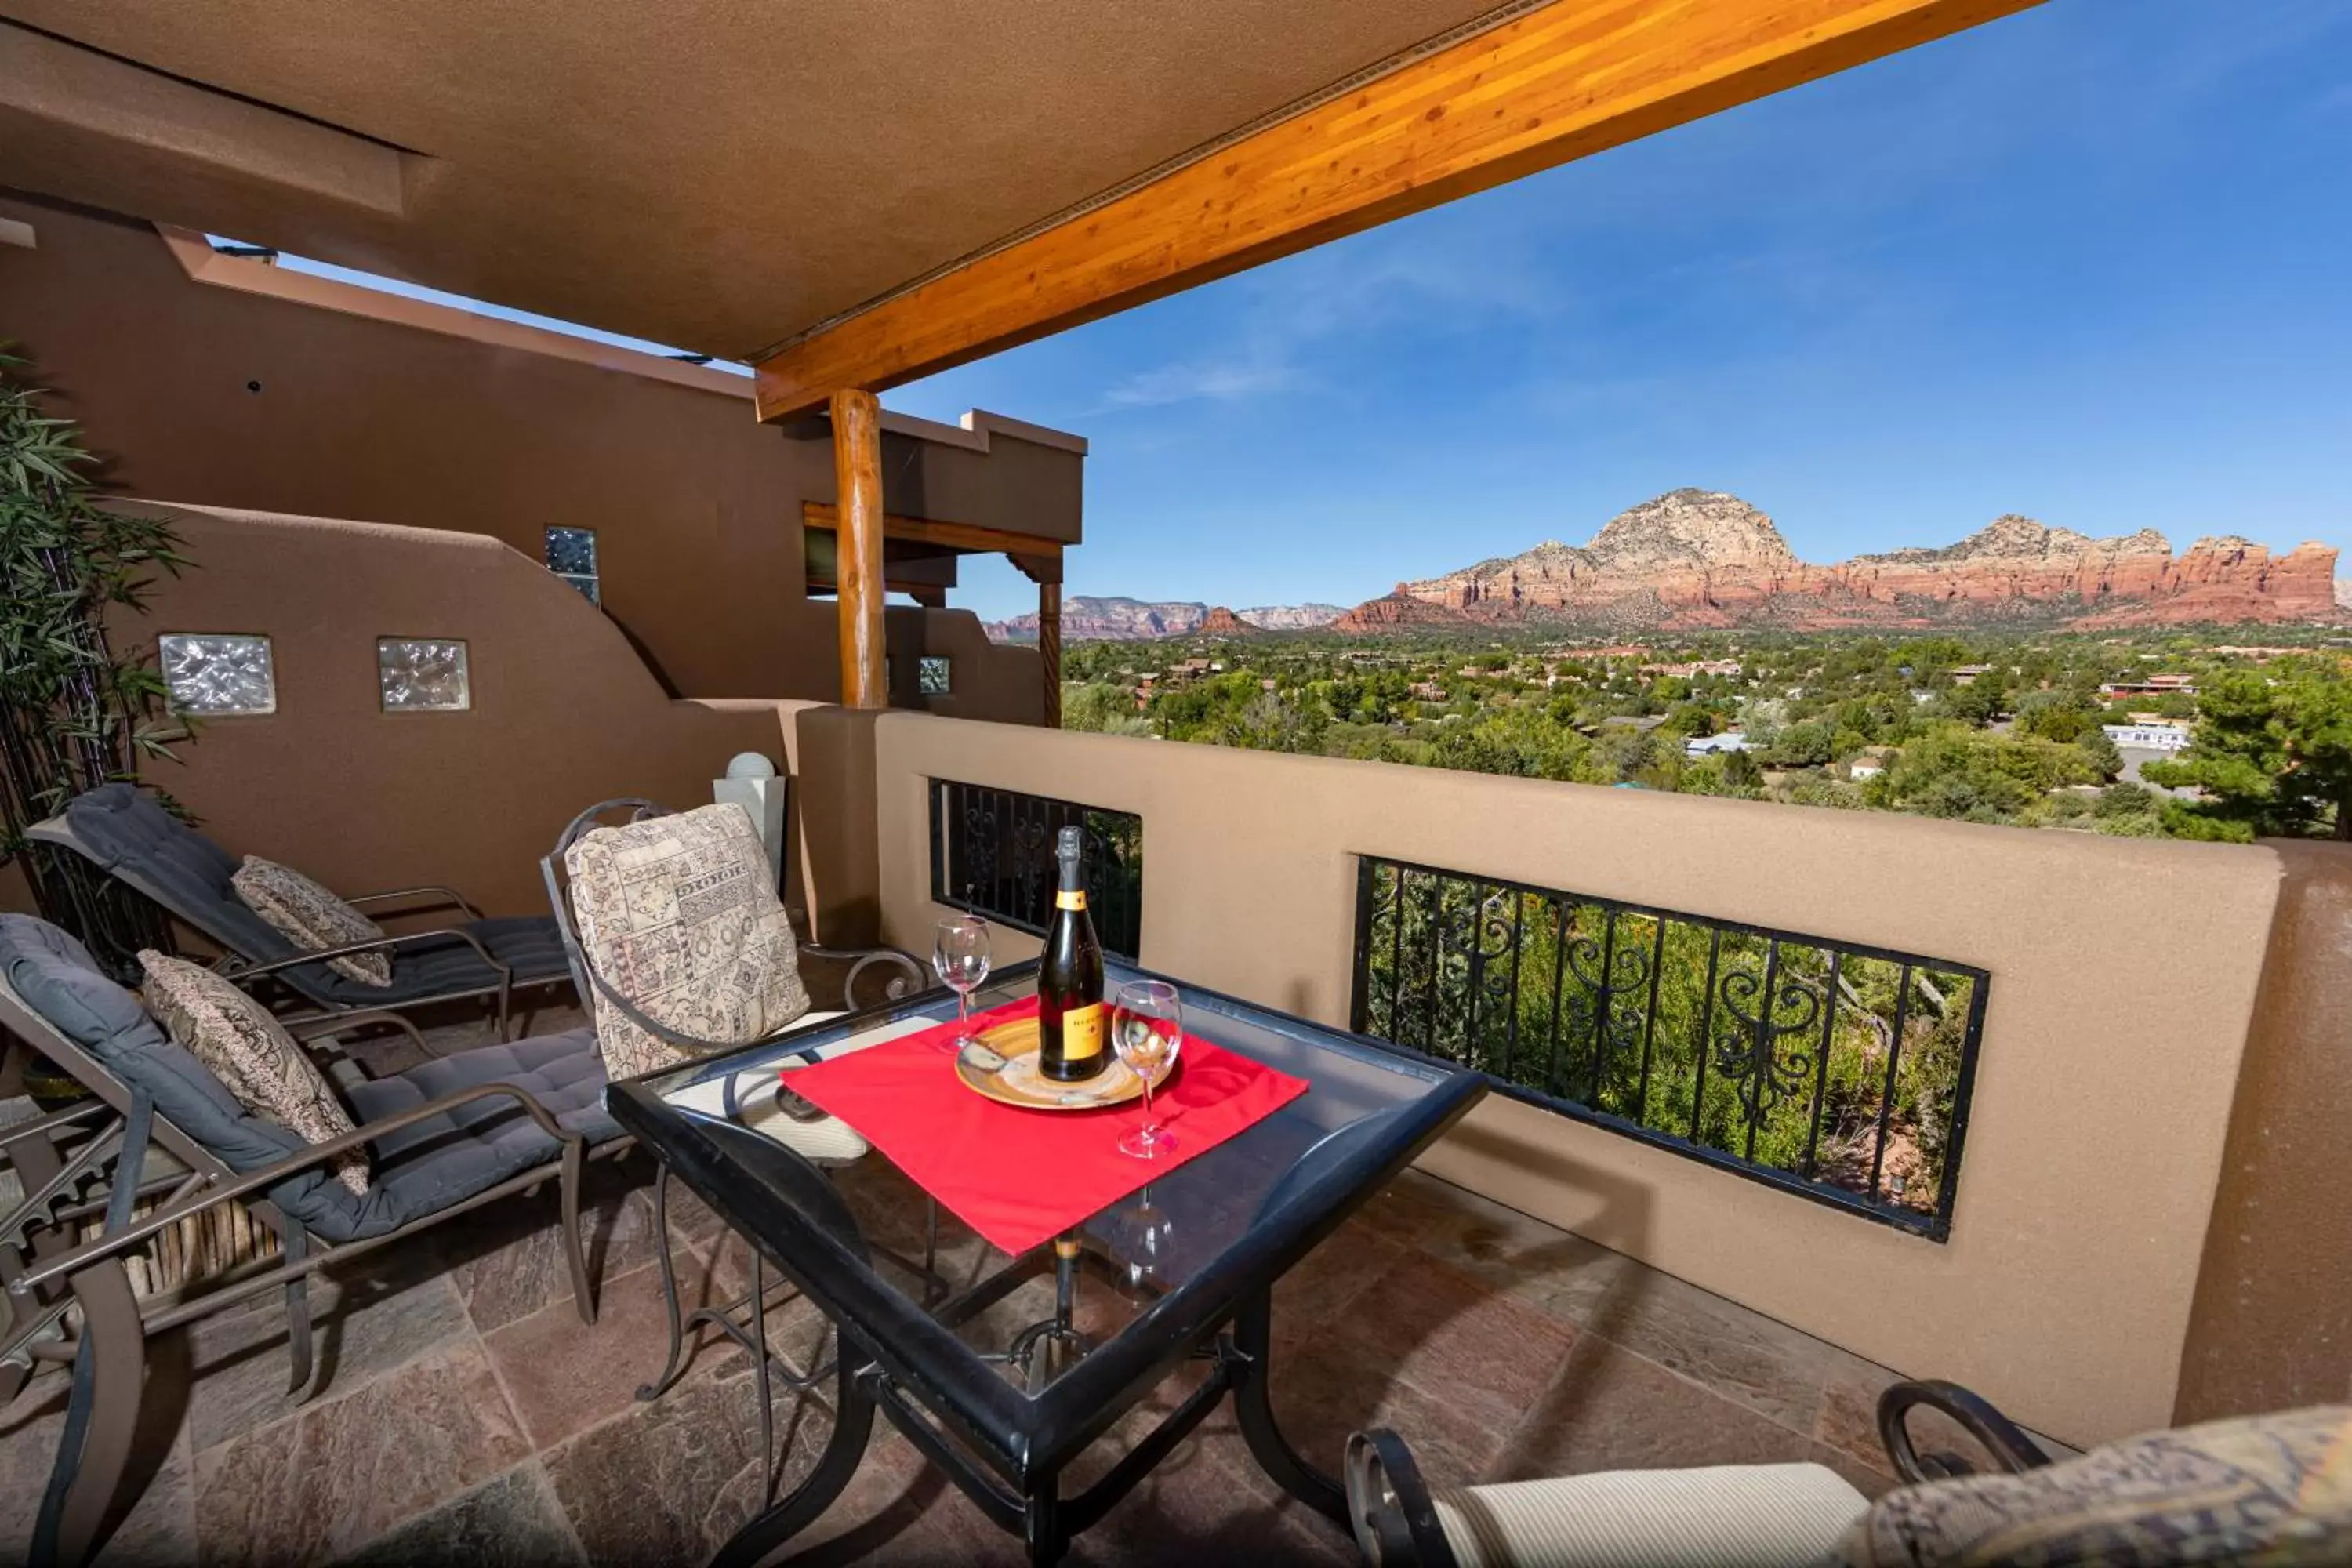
[1010,550,1063,729]
[1038,581,1062,729]
[829,388,886,709]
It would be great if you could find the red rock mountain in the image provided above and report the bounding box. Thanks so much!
[1369,490,2338,633]
[1329,594,1477,634]
[1195,606,1258,636]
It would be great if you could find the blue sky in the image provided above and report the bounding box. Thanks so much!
[886,0,2352,619]
[266,0,2352,622]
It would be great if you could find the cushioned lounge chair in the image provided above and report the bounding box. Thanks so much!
[1345,1381,2049,1567]
[1340,1377,2352,1568]
[28,783,571,1039]
[0,913,624,1568]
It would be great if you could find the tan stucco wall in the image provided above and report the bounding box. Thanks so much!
[2175,840,2352,1423]
[94,504,786,917]
[862,713,2288,1447]
[0,190,1056,721]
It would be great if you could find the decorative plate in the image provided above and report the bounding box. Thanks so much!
[954,1014,1173,1111]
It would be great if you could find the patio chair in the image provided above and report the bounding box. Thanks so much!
[0,913,626,1568]
[27,782,572,1040]
[1347,1380,2352,1566]
[541,796,925,1065]
[541,795,928,1402]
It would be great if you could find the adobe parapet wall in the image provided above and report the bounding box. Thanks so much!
[856,711,2328,1450]
[0,191,1071,711]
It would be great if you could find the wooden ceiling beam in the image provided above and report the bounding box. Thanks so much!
[753,0,2042,420]
[803,501,1067,562]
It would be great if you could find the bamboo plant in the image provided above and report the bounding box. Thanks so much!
[0,345,188,939]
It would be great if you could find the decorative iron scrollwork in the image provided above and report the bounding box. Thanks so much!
[1711,949,1822,1125]
[931,782,1143,960]
[960,793,999,904]
[1347,854,1990,1242]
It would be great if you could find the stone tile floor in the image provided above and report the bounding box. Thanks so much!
[0,994,1968,1566]
[0,1151,1942,1568]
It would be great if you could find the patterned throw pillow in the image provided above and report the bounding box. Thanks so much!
[138,952,371,1196]
[564,803,810,1080]
[1839,1405,2352,1567]
[230,857,393,988]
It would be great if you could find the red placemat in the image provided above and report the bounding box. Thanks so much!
[781,997,1308,1257]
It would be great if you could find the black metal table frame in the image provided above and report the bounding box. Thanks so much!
[607,960,1486,1566]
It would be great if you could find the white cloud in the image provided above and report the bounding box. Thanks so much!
[1099,357,1295,409]
[1087,225,1556,413]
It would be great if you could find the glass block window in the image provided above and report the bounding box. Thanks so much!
[919,655,953,696]
[378,638,471,711]
[158,633,276,715]
[544,527,600,604]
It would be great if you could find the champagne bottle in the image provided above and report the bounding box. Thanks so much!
[1038,826,1106,1083]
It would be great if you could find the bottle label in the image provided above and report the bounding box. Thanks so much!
[1060,1002,1104,1062]
[1055,889,1088,911]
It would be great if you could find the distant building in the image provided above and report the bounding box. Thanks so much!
[1643,659,1743,679]
[1596,714,1668,733]
[2100,674,2198,699]
[1408,681,1446,702]
[2103,722,2192,751]
[1949,665,1993,687]
[1683,732,1750,758]
[1846,746,1896,782]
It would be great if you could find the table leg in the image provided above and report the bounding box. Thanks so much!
[1230,1287,1347,1523]
[635,1163,694,1403]
[708,1356,876,1568]
[1023,1483,1062,1566]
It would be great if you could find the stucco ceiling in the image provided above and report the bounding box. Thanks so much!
[0,0,1518,359]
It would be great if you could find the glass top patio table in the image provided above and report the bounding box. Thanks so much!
[605,955,1486,1566]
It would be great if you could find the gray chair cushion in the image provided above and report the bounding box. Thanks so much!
[64,783,299,969]
[64,785,570,1007]
[310,916,573,1005]
[0,912,333,1223]
[0,915,615,1247]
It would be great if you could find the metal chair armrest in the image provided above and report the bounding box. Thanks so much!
[1345,1429,1458,1568]
[344,885,486,921]
[223,926,513,985]
[9,1081,584,1298]
[1878,1379,2050,1481]
[0,1099,115,1153]
[799,943,925,1010]
[285,1007,436,1059]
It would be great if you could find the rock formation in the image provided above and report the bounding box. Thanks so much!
[1327,593,1478,634]
[1368,490,2337,633]
[984,596,1341,642]
[1195,606,1258,637]
[1236,603,1346,631]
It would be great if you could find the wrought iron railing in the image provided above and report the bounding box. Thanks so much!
[928,780,1142,960]
[1349,857,1987,1239]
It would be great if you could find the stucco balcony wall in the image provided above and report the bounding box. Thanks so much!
[851,710,2331,1450]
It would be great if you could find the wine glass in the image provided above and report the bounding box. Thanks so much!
[933,916,992,1054]
[1112,980,1182,1159]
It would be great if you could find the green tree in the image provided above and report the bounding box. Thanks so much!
[2147,664,2352,840]
[1765,720,1833,768]
[1062,681,1142,733]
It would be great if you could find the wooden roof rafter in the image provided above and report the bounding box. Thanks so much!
[753,0,2043,421]
[800,501,1065,565]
